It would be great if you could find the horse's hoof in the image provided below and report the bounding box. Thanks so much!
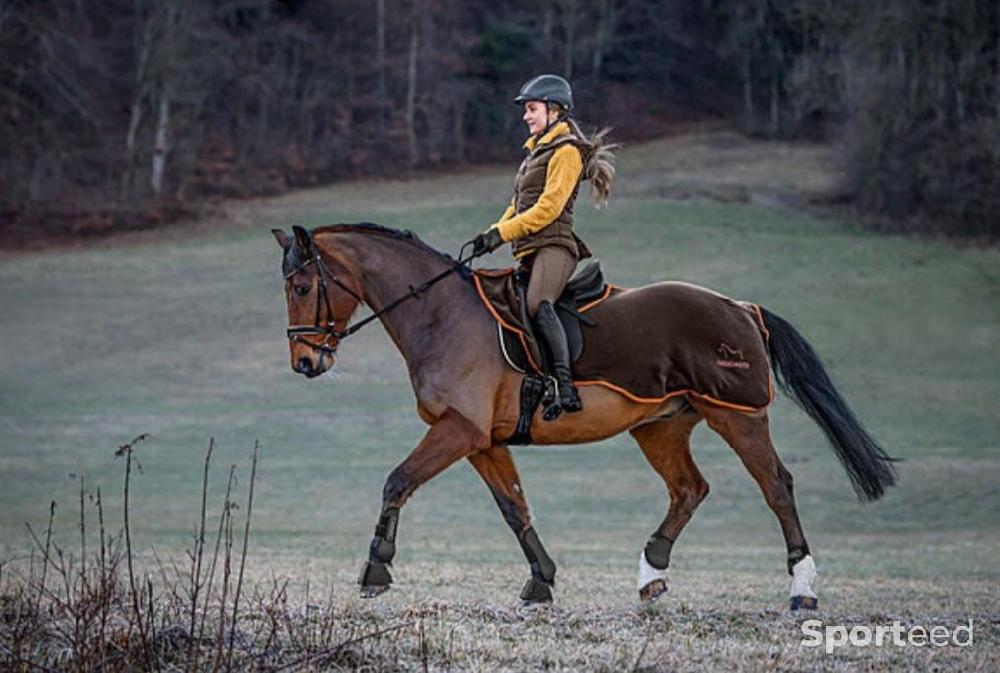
[520,600,552,610]
[790,595,818,611]
[519,577,553,605]
[639,578,668,603]
[357,560,392,598]
[360,584,392,599]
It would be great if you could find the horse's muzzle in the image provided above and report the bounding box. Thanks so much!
[294,355,331,378]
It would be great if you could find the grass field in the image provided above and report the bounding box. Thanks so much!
[1,127,998,670]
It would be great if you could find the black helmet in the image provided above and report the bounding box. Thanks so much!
[513,74,573,112]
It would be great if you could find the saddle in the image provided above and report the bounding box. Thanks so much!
[475,258,613,375]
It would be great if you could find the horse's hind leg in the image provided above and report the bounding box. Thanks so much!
[629,409,707,602]
[695,402,818,610]
[468,445,556,606]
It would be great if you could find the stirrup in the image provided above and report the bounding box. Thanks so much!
[541,376,563,421]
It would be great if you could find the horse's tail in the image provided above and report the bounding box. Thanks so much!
[759,306,897,502]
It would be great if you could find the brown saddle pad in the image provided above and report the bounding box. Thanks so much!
[473,271,773,411]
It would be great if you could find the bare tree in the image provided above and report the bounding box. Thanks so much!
[376,0,387,142]
[542,0,555,64]
[561,0,577,79]
[150,2,179,198]
[120,7,153,206]
[591,0,616,81]
[406,1,420,167]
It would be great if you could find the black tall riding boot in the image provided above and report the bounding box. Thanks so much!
[533,301,583,414]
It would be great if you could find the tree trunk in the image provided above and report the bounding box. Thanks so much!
[743,51,754,127]
[542,1,554,64]
[345,26,355,159]
[149,2,177,199]
[376,0,387,142]
[562,0,576,80]
[955,52,967,124]
[150,93,169,197]
[119,7,153,205]
[770,43,781,136]
[451,99,465,162]
[406,8,419,167]
[591,0,612,81]
[121,88,146,204]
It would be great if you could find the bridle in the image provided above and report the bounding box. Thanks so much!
[284,242,476,356]
[283,252,362,355]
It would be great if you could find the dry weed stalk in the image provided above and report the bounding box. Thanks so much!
[0,436,416,672]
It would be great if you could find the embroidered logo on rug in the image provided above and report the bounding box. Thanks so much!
[716,342,751,370]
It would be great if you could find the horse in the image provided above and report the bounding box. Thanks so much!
[271,223,897,609]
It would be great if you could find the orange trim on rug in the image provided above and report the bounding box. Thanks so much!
[575,379,770,412]
[752,303,771,343]
[751,303,775,405]
[578,283,617,313]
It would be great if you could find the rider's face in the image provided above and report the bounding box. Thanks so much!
[523,101,559,136]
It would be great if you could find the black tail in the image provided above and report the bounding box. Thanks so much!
[760,307,897,501]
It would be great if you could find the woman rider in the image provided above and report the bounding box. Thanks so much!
[470,74,616,416]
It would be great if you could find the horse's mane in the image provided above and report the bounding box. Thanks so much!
[312,222,472,281]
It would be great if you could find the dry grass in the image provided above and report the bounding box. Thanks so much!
[4,555,997,672]
[2,439,996,672]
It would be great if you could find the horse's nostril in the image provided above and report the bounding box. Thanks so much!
[296,357,313,374]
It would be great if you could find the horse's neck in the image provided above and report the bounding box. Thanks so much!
[320,232,483,368]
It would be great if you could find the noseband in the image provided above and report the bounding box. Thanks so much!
[284,242,476,356]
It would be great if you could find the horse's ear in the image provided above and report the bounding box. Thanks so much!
[292,225,312,252]
[272,228,292,250]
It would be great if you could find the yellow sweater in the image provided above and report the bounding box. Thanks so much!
[490,122,583,248]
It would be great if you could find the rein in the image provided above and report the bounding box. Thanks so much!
[285,242,476,355]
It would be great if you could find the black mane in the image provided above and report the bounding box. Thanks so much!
[307,222,472,281]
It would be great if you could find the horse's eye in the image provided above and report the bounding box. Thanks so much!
[294,285,310,296]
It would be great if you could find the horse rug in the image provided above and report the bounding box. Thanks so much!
[473,268,774,411]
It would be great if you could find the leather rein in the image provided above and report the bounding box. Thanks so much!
[284,243,476,355]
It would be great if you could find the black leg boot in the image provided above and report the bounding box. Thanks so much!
[533,301,583,414]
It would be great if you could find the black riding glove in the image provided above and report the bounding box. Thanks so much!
[471,229,503,257]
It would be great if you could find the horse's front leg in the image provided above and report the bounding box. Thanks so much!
[359,407,490,598]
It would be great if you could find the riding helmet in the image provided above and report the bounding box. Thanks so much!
[513,74,574,111]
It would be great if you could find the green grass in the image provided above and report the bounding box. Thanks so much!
[1,130,998,601]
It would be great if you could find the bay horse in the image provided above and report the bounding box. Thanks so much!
[272,223,896,609]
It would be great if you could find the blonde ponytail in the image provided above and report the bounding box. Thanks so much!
[564,117,620,208]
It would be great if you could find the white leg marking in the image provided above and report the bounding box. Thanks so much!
[637,551,668,592]
[789,555,818,598]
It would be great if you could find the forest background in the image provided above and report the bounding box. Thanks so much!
[2,0,997,244]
